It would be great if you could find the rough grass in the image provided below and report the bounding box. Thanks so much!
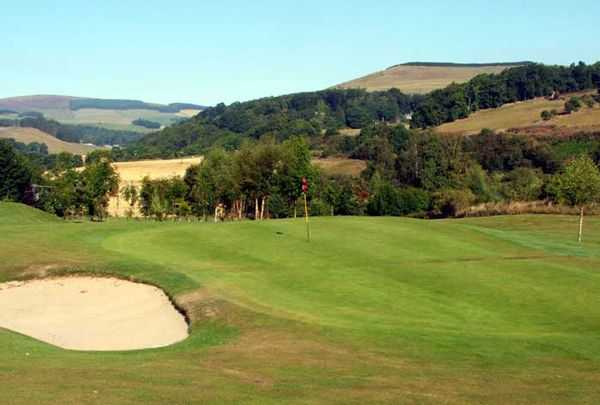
[0,127,98,154]
[1,203,600,403]
[336,64,519,94]
[437,92,600,135]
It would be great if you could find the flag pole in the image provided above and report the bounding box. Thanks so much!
[303,191,310,242]
[301,177,310,242]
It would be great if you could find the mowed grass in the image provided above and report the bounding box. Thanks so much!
[1,203,600,403]
[437,92,600,134]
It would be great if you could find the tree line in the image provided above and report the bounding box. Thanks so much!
[4,124,600,241]
[69,99,204,113]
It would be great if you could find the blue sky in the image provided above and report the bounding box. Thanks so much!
[2,0,599,106]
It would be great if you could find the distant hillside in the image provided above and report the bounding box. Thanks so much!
[436,91,600,135]
[0,127,98,155]
[0,95,205,133]
[336,62,529,94]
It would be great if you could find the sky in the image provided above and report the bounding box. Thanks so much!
[2,0,600,106]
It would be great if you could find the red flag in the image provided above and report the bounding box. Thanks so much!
[301,177,308,193]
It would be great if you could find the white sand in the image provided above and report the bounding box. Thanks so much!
[0,277,189,351]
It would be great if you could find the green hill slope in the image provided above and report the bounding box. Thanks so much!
[0,202,59,225]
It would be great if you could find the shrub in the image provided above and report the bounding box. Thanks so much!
[268,193,289,219]
[564,97,582,114]
[430,188,475,218]
[583,95,595,108]
[541,110,553,121]
[309,198,332,217]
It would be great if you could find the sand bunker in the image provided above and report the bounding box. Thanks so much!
[0,277,188,351]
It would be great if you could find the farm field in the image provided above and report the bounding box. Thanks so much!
[0,127,98,154]
[436,93,600,135]
[336,63,522,94]
[1,202,600,403]
[0,95,202,132]
[50,108,192,132]
[311,157,366,177]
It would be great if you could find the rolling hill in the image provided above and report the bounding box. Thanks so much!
[3,204,600,402]
[336,62,529,94]
[0,127,98,154]
[0,95,204,133]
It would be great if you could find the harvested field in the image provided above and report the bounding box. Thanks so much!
[313,157,366,177]
[0,127,97,155]
[437,92,600,135]
[337,64,520,94]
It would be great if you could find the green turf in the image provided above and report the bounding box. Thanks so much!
[1,202,600,403]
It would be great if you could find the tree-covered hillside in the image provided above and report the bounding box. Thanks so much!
[129,88,421,157]
[127,62,600,159]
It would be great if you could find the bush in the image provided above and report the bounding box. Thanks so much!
[541,110,553,121]
[430,189,475,218]
[582,95,596,108]
[564,97,582,114]
[309,198,332,217]
[268,193,290,219]
[367,182,430,216]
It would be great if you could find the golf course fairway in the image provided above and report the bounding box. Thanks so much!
[1,202,600,403]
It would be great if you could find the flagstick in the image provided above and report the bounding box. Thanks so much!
[303,192,310,242]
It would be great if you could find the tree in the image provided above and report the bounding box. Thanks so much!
[42,169,83,218]
[121,183,139,218]
[0,140,33,202]
[551,155,600,242]
[81,157,119,220]
[277,137,314,216]
[186,148,239,220]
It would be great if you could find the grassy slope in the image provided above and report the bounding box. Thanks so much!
[0,127,98,154]
[1,203,600,403]
[336,64,520,94]
[437,93,600,134]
